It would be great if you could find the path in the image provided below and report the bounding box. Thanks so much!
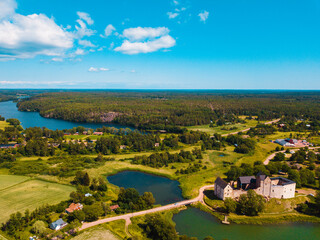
[221,118,280,137]
[79,184,214,231]
[263,146,320,165]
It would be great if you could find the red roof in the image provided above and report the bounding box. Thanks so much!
[110,204,119,210]
[66,203,83,213]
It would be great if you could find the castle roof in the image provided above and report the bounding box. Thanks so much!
[215,177,228,189]
[238,176,255,185]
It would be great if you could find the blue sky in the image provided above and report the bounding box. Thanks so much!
[0,0,319,89]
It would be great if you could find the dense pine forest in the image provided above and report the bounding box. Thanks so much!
[16,91,320,130]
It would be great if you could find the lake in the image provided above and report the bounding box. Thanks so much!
[107,171,184,205]
[0,101,132,130]
[173,207,320,240]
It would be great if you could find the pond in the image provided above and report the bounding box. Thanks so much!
[0,101,133,130]
[173,207,320,240]
[107,171,184,205]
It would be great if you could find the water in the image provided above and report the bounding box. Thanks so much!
[107,171,183,205]
[173,208,320,240]
[0,101,132,130]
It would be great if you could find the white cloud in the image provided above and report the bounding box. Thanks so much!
[173,0,179,5]
[88,67,98,72]
[51,57,63,62]
[77,11,94,25]
[88,67,109,72]
[104,24,116,37]
[0,0,16,19]
[115,35,176,55]
[167,12,179,19]
[74,19,95,39]
[75,48,85,55]
[122,27,170,41]
[198,10,209,22]
[78,39,96,47]
[0,11,73,59]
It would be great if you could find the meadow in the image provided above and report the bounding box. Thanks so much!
[0,121,9,130]
[0,178,75,223]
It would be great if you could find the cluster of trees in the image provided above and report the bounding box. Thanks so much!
[17,91,320,130]
[132,149,202,168]
[224,190,265,216]
[248,124,276,136]
[297,191,320,217]
[175,162,205,175]
[179,131,222,151]
[225,135,256,154]
[116,188,155,213]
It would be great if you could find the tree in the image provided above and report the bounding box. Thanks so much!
[288,169,301,188]
[224,198,237,214]
[273,152,285,162]
[238,190,265,216]
[143,214,178,240]
[141,192,155,207]
[83,203,104,222]
[32,221,47,236]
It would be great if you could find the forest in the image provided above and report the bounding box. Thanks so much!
[16,90,320,130]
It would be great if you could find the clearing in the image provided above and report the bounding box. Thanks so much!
[0,178,74,223]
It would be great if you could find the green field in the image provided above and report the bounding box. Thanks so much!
[72,225,121,240]
[0,121,9,130]
[0,175,30,190]
[187,118,264,135]
[0,178,75,223]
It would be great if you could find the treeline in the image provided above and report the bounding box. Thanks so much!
[132,149,202,168]
[17,91,320,130]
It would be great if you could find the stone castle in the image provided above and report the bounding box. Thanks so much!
[214,172,296,200]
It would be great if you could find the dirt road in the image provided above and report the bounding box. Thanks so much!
[221,118,280,137]
[79,184,214,231]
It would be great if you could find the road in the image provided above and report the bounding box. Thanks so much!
[79,184,214,231]
[263,146,320,165]
[221,118,280,137]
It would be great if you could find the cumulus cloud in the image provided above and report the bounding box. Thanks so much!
[122,27,170,41]
[74,18,95,39]
[173,0,179,5]
[167,12,179,19]
[0,11,73,59]
[77,11,94,25]
[88,67,110,72]
[198,10,209,22]
[78,39,96,47]
[115,34,176,55]
[0,0,16,19]
[104,24,116,37]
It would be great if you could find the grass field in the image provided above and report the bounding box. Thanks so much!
[0,175,30,190]
[72,225,121,240]
[0,121,9,130]
[187,119,264,135]
[0,178,75,223]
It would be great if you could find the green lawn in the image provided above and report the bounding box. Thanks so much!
[0,179,75,223]
[186,119,264,135]
[72,223,123,240]
[0,121,9,130]
[0,175,30,190]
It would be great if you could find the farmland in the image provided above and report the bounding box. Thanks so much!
[0,178,74,223]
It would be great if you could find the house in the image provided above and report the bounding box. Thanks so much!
[214,173,296,200]
[110,204,120,211]
[120,145,127,150]
[0,144,19,149]
[93,132,103,135]
[154,143,160,147]
[214,177,233,200]
[85,193,92,197]
[50,219,68,230]
[65,203,83,214]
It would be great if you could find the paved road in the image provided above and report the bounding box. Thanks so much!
[221,118,280,137]
[79,184,214,231]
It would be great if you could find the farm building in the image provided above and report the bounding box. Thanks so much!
[65,203,83,214]
[50,219,67,230]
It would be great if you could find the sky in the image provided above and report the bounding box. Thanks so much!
[0,0,320,89]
